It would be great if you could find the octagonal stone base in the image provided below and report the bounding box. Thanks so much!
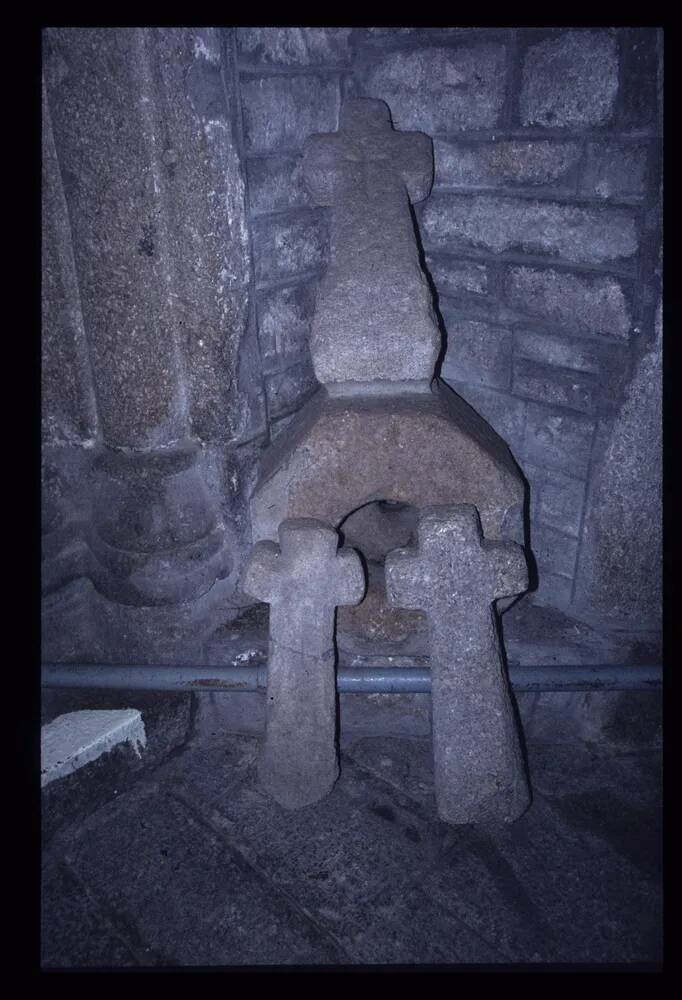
[251,379,526,550]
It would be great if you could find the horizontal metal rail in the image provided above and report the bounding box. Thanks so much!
[42,662,662,694]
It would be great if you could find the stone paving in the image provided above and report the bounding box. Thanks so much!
[41,731,662,968]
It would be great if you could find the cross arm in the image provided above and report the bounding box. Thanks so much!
[331,547,366,607]
[481,540,529,601]
[241,540,281,605]
[385,546,427,611]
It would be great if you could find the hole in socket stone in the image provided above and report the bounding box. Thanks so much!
[336,500,426,647]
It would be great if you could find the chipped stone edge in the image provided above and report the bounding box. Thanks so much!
[41,709,147,788]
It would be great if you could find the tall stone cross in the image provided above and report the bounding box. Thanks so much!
[303,98,441,389]
[385,505,531,825]
[242,518,365,809]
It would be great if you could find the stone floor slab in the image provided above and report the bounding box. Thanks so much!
[163,747,440,931]
[524,857,662,963]
[420,793,661,963]
[42,734,662,967]
[343,735,438,811]
[334,882,507,965]
[57,782,349,966]
[41,858,141,968]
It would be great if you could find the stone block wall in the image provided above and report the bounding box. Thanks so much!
[42,27,662,668]
[234,26,662,625]
[234,28,350,429]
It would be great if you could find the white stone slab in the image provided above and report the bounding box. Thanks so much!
[41,709,147,788]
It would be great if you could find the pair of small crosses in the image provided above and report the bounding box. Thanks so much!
[243,506,530,826]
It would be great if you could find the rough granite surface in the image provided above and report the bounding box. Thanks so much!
[42,28,262,630]
[250,381,525,552]
[386,506,530,825]
[303,98,441,385]
[242,519,364,809]
[573,302,662,627]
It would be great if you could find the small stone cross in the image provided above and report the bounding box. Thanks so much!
[302,98,440,387]
[304,98,433,206]
[385,505,530,825]
[242,518,365,809]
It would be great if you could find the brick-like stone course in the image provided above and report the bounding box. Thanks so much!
[434,139,582,190]
[257,283,317,373]
[252,211,328,285]
[426,255,489,298]
[524,462,586,538]
[240,74,340,153]
[514,330,601,375]
[519,31,619,128]
[440,316,512,391]
[523,403,595,478]
[580,142,649,201]
[505,266,633,340]
[359,44,508,133]
[421,194,638,266]
[237,27,353,67]
[513,359,598,415]
[246,155,313,215]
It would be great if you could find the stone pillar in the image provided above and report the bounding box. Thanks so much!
[385,505,530,824]
[242,520,365,808]
[42,28,265,660]
[42,72,101,656]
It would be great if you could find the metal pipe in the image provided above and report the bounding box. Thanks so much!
[42,662,662,693]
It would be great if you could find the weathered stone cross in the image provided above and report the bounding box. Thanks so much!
[242,518,365,809]
[303,98,441,388]
[385,505,530,824]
